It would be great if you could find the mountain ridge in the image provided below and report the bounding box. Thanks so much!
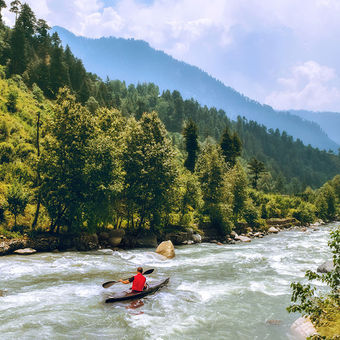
[52,26,339,152]
[289,110,340,148]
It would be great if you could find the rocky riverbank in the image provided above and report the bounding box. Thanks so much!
[0,218,328,256]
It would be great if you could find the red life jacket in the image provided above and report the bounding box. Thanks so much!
[132,272,146,291]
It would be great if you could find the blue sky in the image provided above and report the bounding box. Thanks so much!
[3,0,340,112]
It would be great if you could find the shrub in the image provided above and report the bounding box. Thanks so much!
[287,227,340,338]
[0,119,10,141]
[209,203,233,236]
[291,202,316,225]
[16,143,36,160]
[0,65,6,79]
[0,195,5,223]
[243,202,260,228]
[6,181,29,227]
[6,88,18,113]
[180,212,194,226]
[0,142,14,164]
[261,204,267,219]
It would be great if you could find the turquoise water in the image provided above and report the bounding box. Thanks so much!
[0,223,337,340]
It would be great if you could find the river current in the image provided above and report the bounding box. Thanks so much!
[0,223,338,340]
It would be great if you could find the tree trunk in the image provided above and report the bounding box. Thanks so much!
[32,111,41,230]
[31,192,41,230]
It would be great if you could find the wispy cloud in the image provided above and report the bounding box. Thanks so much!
[266,61,340,111]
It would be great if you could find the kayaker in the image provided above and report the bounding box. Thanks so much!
[119,267,147,292]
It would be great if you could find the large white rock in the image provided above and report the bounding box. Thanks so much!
[317,260,334,273]
[192,233,202,243]
[14,248,37,255]
[290,317,317,339]
[235,235,251,242]
[268,227,279,233]
[156,240,175,259]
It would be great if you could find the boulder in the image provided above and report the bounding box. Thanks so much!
[0,238,28,255]
[192,233,202,243]
[156,240,175,259]
[14,248,37,255]
[165,228,195,245]
[235,235,251,242]
[108,229,125,247]
[28,236,59,252]
[290,317,317,339]
[108,237,121,247]
[93,249,114,255]
[98,231,110,241]
[136,233,158,248]
[74,233,99,251]
[230,231,238,239]
[317,260,334,273]
[268,227,279,234]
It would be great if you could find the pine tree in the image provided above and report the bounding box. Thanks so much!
[183,120,199,172]
[17,3,36,40]
[196,143,231,235]
[10,0,21,21]
[230,161,248,221]
[35,19,50,58]
[220,127,242,167]
[8,20,27,74]
[248,158,265,189]
[49,32,70,97]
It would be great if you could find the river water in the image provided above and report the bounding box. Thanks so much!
[0,223,338,340]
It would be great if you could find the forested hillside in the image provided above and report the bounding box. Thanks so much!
[0,3,339,238]
[290,109,340,147]
[53,26,339,152]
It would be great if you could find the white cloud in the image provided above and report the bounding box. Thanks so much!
[3,0,340,111]
[265,61,340,111]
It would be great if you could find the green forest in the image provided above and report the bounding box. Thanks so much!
[0,3,340,239]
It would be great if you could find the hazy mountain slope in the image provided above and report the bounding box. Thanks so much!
[53,26,339,152]
[290,110,340,147]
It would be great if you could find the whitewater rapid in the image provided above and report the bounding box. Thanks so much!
[0,223,337,340]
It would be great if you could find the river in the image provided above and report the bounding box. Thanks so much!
[0,223,338,340]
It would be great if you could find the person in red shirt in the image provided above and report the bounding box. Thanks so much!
[119,267,147,292]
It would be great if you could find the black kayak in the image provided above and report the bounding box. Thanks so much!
[105,277,169,303]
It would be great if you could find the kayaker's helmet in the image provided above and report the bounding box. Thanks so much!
[137,267,143,273]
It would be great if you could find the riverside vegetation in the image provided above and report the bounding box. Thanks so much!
[0,3,340,338]
[0,2,340,242]
[288,226,340,339]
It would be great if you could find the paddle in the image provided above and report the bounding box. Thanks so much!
[102,269,154,288]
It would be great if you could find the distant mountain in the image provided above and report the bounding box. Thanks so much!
[53,26,339,152]
[290,110,340,148]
